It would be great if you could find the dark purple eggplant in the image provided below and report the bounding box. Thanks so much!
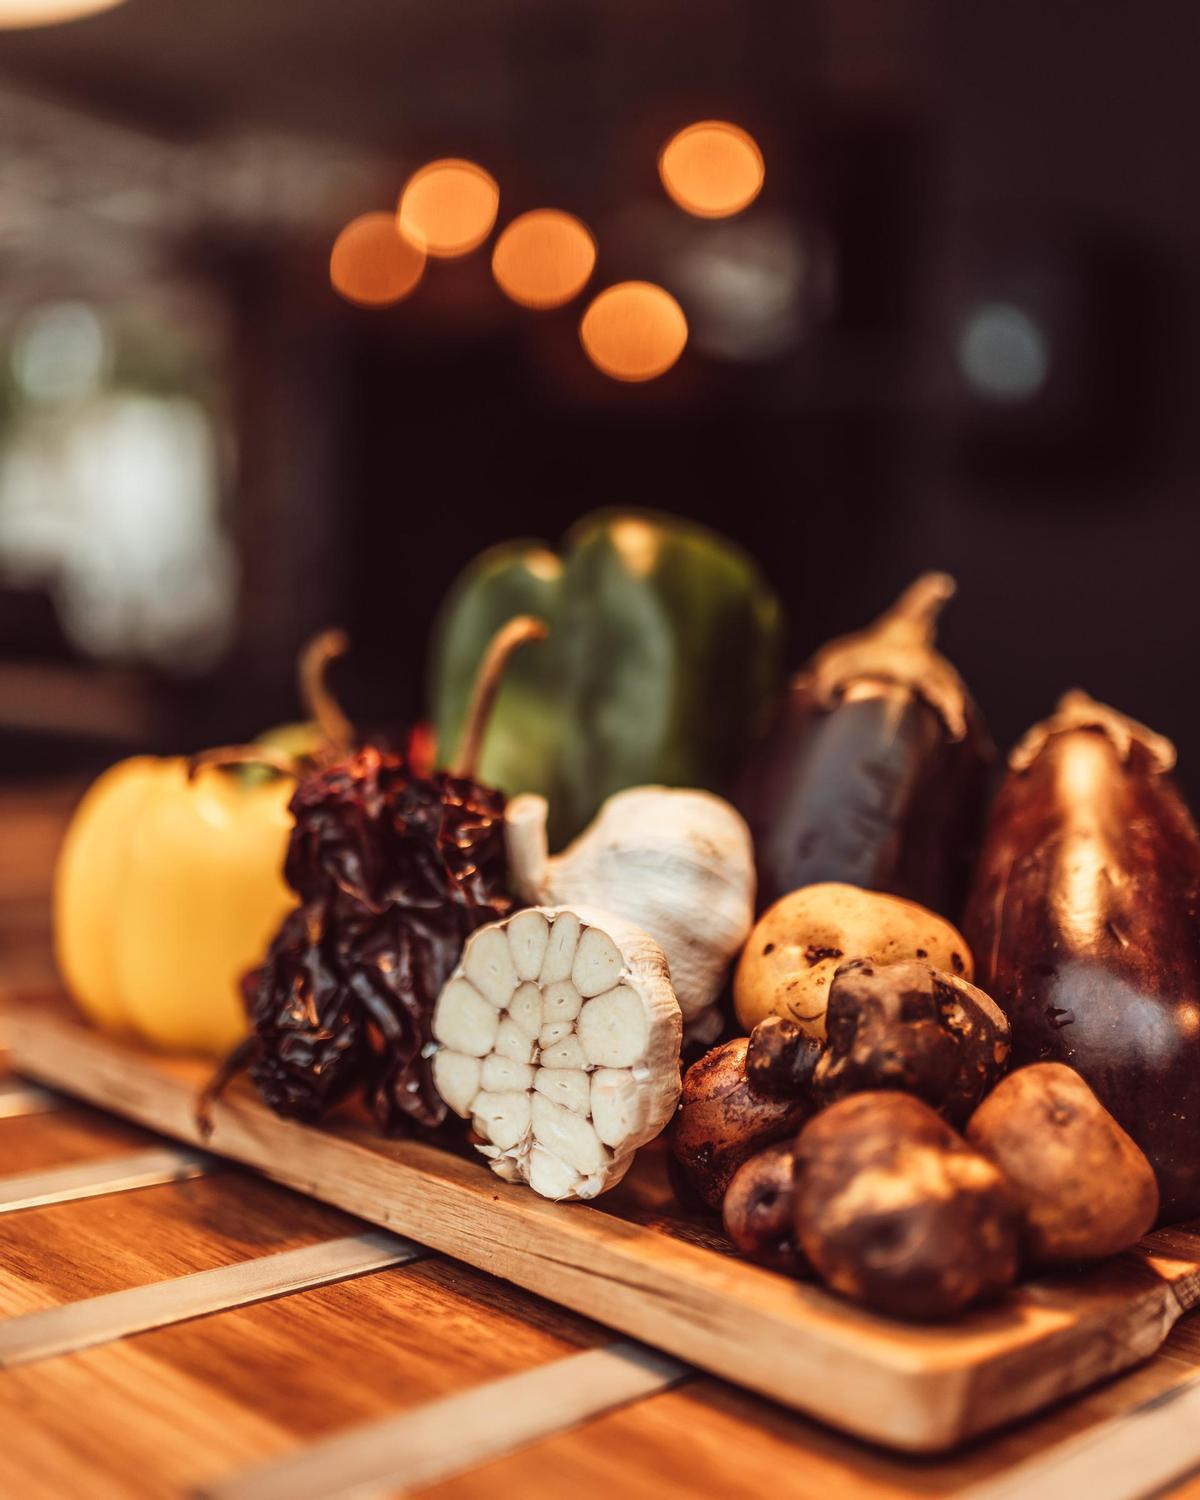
[964,691,1200,1223]
[736,573,992,919]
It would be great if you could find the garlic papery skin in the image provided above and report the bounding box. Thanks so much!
[431,904,682,1201]
[505,786,756,1031]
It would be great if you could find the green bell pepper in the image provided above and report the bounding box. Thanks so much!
[430,510,783,847]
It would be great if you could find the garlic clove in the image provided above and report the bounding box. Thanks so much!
[472,1090,532,1152]
[494,1017,538,1064]
[507,909,550,981]
[432,980,499,1056]
[578,985,649,1069]
[573,926,624,998]
[507,981,543,1039]
[542,979,583,1025]
[532,1093,607,1176]
[539,911,581,984]
[464,926,519,1009]
[539,1034,589,1070]
[481,1054,535,1092]
[590,1067,644,1148]
[534,1067,591,1115]
[431,1050,482,1116]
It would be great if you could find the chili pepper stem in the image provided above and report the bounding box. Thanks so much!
[187,745,300,782]
[196,1034,260,1138]
[452,615,548,778]
[298,628,356,752]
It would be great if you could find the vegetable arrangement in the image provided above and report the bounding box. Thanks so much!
[50,542,1199,1329]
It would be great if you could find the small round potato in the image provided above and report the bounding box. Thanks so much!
[722,1142,805,1274]
[966,1063,1159,1265]
[794,1091,1020,1320]
[670,1038,811,1210]
[734,883,973,1040]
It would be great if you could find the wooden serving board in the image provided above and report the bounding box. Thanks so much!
[5,1001,1200,1457]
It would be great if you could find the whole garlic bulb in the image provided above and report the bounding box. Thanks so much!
[504,786,756,1031]
[431,903,682,1200]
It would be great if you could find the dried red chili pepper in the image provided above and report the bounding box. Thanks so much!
[200,616,545,1134]
[245,905,368,1121]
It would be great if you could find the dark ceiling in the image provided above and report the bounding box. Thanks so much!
[0,0,830,158]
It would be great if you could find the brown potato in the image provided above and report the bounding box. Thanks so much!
[670,1038,811,1209]
[966,1063,1159,1265]
[722,1142,805,1274]
[814,958,1010,1124]
[734,883,973,1040]
[794,1092,1020,1320]
[745,1015,823,1098]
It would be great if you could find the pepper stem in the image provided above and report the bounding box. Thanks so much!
[196,1035,259,1139]
[873,572,956,648]
[452,615,548,778]
[298,628,355,752]
[187,745,300,782]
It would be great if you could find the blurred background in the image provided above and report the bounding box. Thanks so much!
[1,0,1197,791]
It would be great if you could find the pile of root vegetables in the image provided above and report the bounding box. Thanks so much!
[673,915,1157,1320]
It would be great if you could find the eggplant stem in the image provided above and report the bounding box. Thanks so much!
[452,615,548,779]
[187,745,299,782]
[807,573,970,740]
[1010,690,1177,775]
[298,628,355,752]
[877,572,956,647]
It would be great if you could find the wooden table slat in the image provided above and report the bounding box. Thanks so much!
[0,1228,427,1367]
[0,1145,210,1213]
[200,1340,689,1500]
[0,1080,62,1119]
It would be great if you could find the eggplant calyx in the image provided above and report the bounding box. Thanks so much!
[1009,689,1177,775]
[806,572,970,741]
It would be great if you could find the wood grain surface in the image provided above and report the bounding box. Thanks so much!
[7,999,1200,1456]
[6,784,1200,1497]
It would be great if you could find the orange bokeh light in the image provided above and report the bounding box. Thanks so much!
[491,209,596,309]
[398,159,499,259]
[658,121,764,219]
[329,212,425,307]
[579,282,688,383]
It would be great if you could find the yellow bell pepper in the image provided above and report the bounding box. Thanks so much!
[54,757,295,1055]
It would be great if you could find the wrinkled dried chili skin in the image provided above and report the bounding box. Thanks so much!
[249,747,512,1130]
[246,908,367,1121]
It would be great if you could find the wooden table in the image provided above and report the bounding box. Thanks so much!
[4,783,1200,1499]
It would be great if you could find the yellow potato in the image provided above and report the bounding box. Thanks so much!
[733,883,972,1039]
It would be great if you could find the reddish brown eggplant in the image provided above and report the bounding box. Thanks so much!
[736,574,991,918]
[964,691,1200,1223]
